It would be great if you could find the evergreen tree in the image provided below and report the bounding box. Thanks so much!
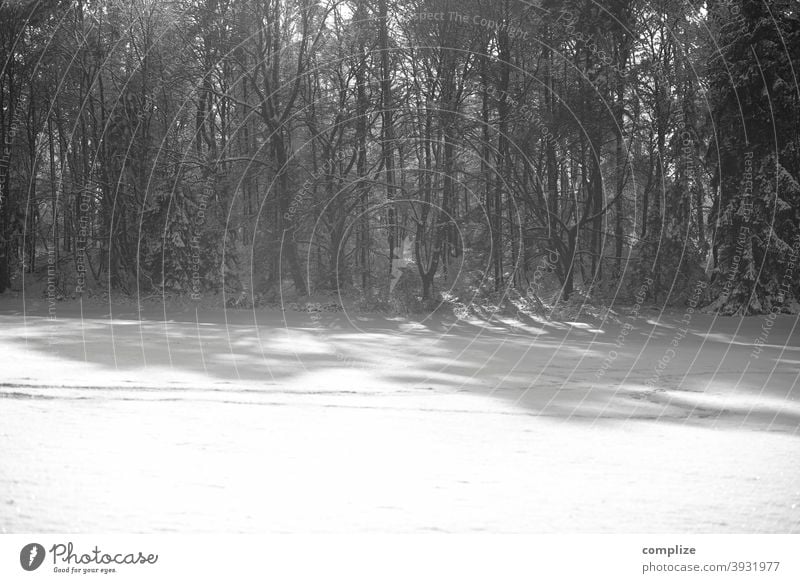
[706,0,800,314]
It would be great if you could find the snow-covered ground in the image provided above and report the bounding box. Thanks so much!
[1,295,798,532]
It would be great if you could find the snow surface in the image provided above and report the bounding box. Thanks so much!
[0,295,798,532]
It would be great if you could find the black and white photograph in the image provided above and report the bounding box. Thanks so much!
[0,0,799,567]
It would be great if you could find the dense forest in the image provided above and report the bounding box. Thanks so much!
[0,0,798,315]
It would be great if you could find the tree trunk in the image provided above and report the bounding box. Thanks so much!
[354,0,370,293]
[378,0,396,293]
[273,133,307,294]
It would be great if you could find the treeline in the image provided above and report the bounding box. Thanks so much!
[0,0,798,314]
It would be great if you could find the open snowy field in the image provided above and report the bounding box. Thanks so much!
[1,295,798,533]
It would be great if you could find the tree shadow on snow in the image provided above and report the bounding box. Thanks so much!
[2,304,798,434]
